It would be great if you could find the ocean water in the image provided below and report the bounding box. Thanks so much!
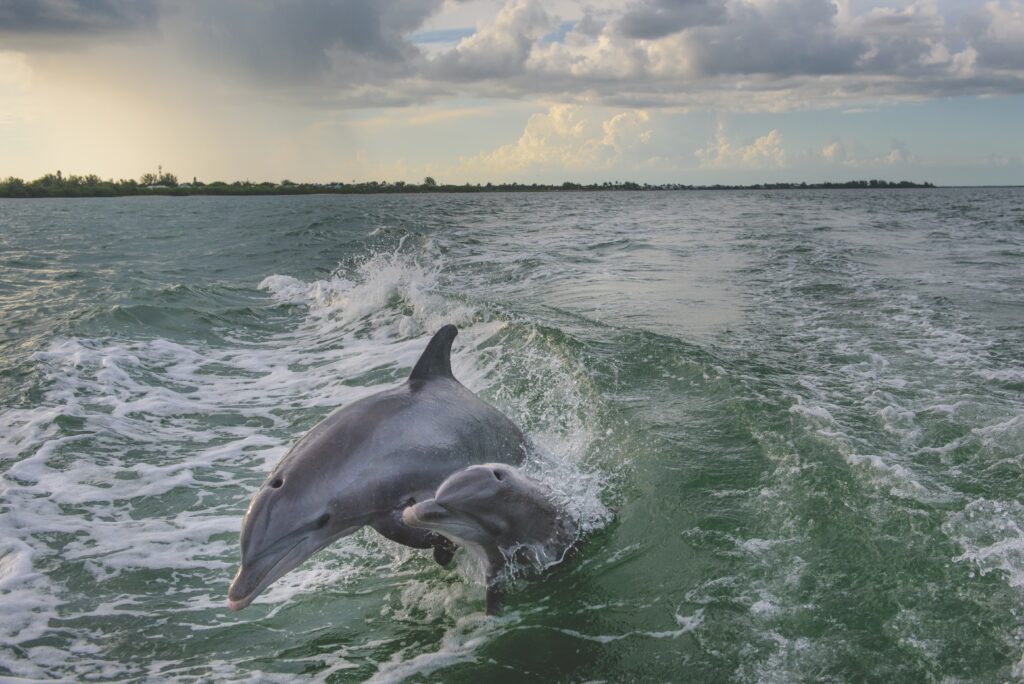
[1,188,1022,682]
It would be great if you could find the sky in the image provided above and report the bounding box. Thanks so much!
[0,0,1022,185]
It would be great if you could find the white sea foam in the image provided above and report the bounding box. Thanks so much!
[719,235,1024,679]
[944,499,1024,588]
[365,613,506,684]
[0,538,56,650]
[552,607,703,643]
[975,367,1024,383]
[844,452,958,504]
[788,402,835,423]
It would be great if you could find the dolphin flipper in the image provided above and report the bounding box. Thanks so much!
[372,511,457,566]
[372,512,436,549]
[432,537,456,567]
[485,578,504,616]
[484,554,507,615]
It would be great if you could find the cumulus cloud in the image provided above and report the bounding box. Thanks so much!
[821,141,846,163]
[416,0,1024,109]
[696,124,786,168]
[984,152,1023,168]
[963,0,1024,70]
[838,0,950,72]
[430,0,556,81]
[459,104,652,175]
[818,138,917,166]
[950,46,978,77]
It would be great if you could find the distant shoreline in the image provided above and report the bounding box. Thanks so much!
[1,174,940,198]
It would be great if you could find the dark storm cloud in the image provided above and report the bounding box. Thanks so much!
[184,0,442,64]
[687,0,862,76]
[612,0,725,39]
[0,0,158,34]
[175,0,443,84]
[0,0,445,88]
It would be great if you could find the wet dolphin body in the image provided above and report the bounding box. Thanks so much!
[228,325,527,610]
[402,463,576,615]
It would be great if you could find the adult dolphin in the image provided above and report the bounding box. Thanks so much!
[402,463,577,615]
[227,325,527,611]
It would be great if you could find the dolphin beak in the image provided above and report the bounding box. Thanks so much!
[227,521,362,611]
[402,499,453,528]
[227,535,308,611]
[226,595,249,612]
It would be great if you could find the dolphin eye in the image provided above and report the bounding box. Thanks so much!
[315,513,330,529]
[270,478,284,489]
[493,469,504,481]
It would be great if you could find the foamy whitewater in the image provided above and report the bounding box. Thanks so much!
[1,188,1022,681]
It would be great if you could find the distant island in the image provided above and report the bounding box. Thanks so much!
[0,172,935,198]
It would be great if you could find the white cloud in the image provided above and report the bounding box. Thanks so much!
[818,139,917,166]
[412,0,1024,111]
[965,0,1024,69]
[430,0,557,80]
[821,141,846,162]
[696,124,786,169]
[951,46,979,77]
[981,0,1024,45]
[458,104,652,176]
[840,0,946,69]
[882,145,913,165]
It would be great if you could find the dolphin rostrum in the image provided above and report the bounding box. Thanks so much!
[228,325,527,611]
[402,463,577,615]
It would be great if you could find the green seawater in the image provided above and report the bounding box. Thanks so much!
[1,189,1023,682]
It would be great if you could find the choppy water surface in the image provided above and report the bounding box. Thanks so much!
[1,189,1023,682]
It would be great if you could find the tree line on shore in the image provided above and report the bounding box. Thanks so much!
[0,171,935,198]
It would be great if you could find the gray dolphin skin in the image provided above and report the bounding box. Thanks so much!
[227,324,527,611]
[402,463,576,615]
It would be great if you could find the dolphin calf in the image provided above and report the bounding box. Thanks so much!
[402,463,576,615]
[228,325,527,611]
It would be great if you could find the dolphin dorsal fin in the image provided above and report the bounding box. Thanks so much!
[409,325,458,381]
